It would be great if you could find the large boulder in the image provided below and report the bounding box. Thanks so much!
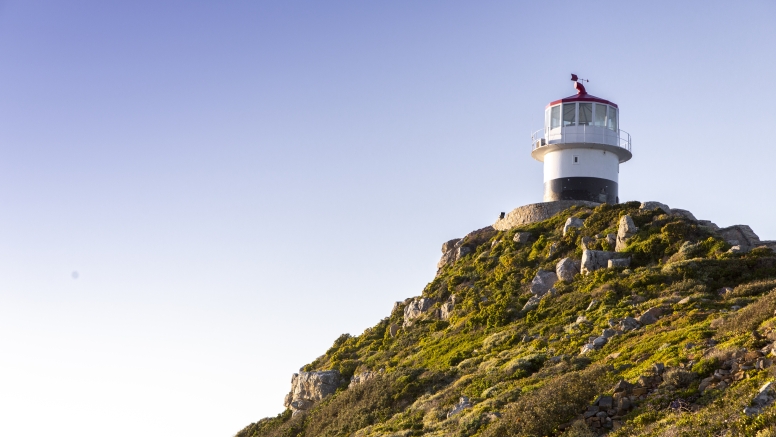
[563,217,584,236]
[640,201,670,214]
[530,269,558,295]
[556,257,581,282]
[718,225,761,252]
[437,227,497,273]
[403,297,436,327]
[581,249,617,275]
[616,215,638,252]
[284,370,341,416]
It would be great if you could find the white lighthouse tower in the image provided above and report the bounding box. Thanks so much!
[531,75,632,204]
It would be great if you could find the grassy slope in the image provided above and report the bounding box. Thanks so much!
[237,202,776,437]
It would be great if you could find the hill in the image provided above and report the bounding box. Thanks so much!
[236,201,776,436]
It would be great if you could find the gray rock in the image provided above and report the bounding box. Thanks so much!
[671,208,697,221]
[563,217,584,236]
[284,370,341,415]
[513,232,532,244]
[447,396,473,418]
[606,233,617,249]
[592,336,608,348]
[580,236,594,250]
[638,307,663,325]
[619,317,641,331]
[530,270,558,296]
[389,323,400,337]
[640,201,671,214]
[744,381,776,416]
[719,225,761,252]
[556,257,580,282]
[349,371,378,388]
[602,329,617,339]
[547,241,560,258]
[653,362,665,375]
[442,239,461,253]
[581,249,617,274]
[403,297,436,327]
[616,215,638,252]
[598,395,614,409]
[608,258,631,268]
[440,298,455,321]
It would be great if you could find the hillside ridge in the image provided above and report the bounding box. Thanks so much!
[238,200,776,437]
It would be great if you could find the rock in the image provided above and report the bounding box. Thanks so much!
[619,317,641,331]
[613,379,635,393]
[349,371,378,388]
[437,227,497,273]
[547,242,560,258]
[606,233,617,249]
[697,220,720,231]
[582,336,608,353]
[640,201,670,214]
[403,297,436,327]
[602,329,617,339]
[530,270,558,296]
[284,370,341,415]
[653,362,665,375]
[720,225,766,252]
[440,297,455,321]
[389,323,400,337]
[563,217,584,236]
[447,396,473,418]
[556,257,581,282]
[580,236,594,250]
[678,296,692,305]
[592,336,608,348]
[608,258,631,268]
[638,307,663,325]
[744,381,776,416]
[442,239,461,253]
[597,396,613,409]
[513,232,532,244]
[671,208,697,221]
[581,249,618,274]
[616,215,638,252]
[586,299,600,311]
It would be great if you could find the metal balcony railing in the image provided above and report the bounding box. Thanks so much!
[531,126,631,152]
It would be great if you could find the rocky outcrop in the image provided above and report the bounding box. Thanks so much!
[349,371,379,388]
[718,224,761,252]
[671,208,697,221]
[523,270,558,311]
[447,396,473,418]
[563,217,584,236]
[403,297,436,327]
[437,227,497,274]
[581,250,618,275]
[556,257,581,282]
[284,371,341,416]
[493,201,599,231]
[640,201,670,214]
[615,215,638,252]
[440,295,456,321]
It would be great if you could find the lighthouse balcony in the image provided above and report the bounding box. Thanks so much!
[531,126,632,162]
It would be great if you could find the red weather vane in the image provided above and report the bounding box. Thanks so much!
[571,73,589,95]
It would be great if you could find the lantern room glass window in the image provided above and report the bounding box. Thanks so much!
[562,103,576,126]
[607,107,618,131]
[594,104,607,127]
[550,105,560,129]
[579,103,592,126]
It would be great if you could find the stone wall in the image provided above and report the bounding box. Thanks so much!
[493,200,600,231]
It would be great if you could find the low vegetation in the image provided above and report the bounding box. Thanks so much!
[237,202,776,436]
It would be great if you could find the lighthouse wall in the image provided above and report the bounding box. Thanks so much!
[543,148,620,204]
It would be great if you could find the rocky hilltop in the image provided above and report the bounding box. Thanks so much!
[237,201,776,436]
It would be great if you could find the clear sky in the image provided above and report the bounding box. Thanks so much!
[0,1,774,436]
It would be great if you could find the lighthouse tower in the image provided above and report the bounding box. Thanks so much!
[531,75,632,204]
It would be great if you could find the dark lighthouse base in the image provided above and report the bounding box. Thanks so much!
[544,177,618,204]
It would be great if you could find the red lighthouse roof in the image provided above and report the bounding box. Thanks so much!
[546,93,618,109]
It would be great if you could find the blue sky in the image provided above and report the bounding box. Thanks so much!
[0,1,774,436]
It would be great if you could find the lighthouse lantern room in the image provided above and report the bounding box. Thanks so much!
[531,75,632,204]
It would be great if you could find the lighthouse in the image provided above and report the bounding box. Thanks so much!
[531,75,632,204]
